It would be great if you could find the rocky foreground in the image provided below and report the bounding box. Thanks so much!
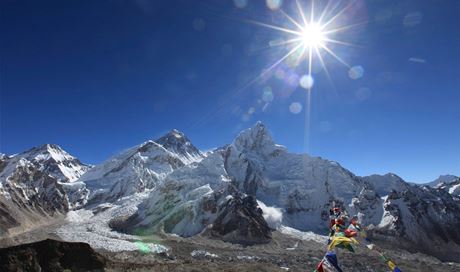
[1,232,459,272]
[0,239,105,272]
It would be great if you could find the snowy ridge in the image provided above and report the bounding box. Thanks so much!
[0,144,90,213]
[111,150,231,237]
[107,122,460,262]
[426,174,459,187]
[361,173,410,197]
[225,122,376,231]
[373,185,460,260]
[1,122,460,262]
[436,178,460,197]
[155,129,204,164]
[80,129,204,203]
[118,123,381,237]
[80,139,193,203]
[0,144,90,183]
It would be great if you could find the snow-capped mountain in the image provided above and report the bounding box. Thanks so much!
[0,144,91,235]
[115,123,379,234]
[436,178,460,197]
[109,149,231,237]
[1,123,459,262]
[426,174,459,187]
[224,122,380,231]
[0,144,91,209]
[110,122,460,261]
[372,185,460,261]
[361,173,410,197]
[80,130,203,203]
[155,129,204,164]
[0,144,90,183]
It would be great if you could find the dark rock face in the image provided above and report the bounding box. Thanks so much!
[3,163,70,214]
[207,194,272,245]
[0,239,106,272]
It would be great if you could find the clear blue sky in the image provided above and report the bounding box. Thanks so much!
[1,0,459,182]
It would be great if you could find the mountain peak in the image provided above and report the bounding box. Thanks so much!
[155,129,203,162]
[37,143,65,153]
[21,143,79,163]
[427,174,459,187]
[6,143,90,182]
[233,121,276,153]
[170,128,184,136]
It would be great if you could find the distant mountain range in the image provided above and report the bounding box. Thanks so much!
[1,122,459,261]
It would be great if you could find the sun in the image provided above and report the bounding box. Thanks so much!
[245,0,363,88]
[235,0,364,153]
[301,23,326,48]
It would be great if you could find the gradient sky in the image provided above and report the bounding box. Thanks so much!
[1,0,459,182]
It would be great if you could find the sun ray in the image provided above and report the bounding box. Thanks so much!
[309,0,315,24]
[296,0,308,26]
[320,1,354,30]
[320,44,350,68]
[308,44,313,76]
[193,44,303,128]
[261,43,304,77]
[269,37,304,48]
[314,45,333,83]
[280,9,305,31]
[294,44,307,67]
[317,0,332,25]
[323,21,368,35]
[244,19,302,36]
[323,38,360,47]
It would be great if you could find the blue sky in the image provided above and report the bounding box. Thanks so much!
[1,0,459,182]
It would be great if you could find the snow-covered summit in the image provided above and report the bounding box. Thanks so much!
[0,144,90,183]
[122,122,378,236]
[233,121,286,156]
[361,173,410,197]
[80,140,189,203]
[0,144,91,230]
[155,129,203,164]
[426,174,459,187]
[436,178,460,196]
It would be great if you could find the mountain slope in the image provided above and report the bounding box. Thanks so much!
[426,174,459,187]
[361,173,410,196]
[372,185,460,261]
[116,123,382,235]
[155,129,204,164]
[81,130,203,203]
[0,144,90,183]
[111,122,460,261]
[0,145,90,235]
[437,178,460,196]
[224,122,382,230]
